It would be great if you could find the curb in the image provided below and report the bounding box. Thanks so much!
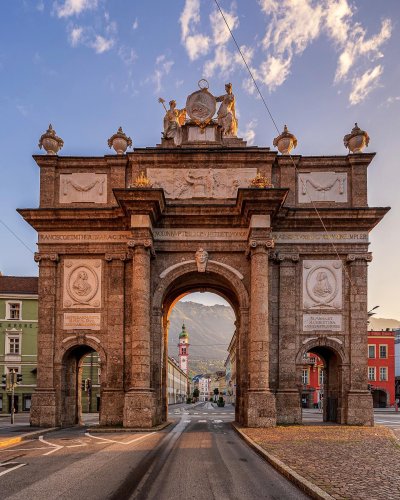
[231,423,334,500]
[0,427,59,449]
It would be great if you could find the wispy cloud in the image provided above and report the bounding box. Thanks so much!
[90,34,114,54]
[349,65,383,105]
[69,26,84,46]
[179,0,392,105]
[132,18,139,30]
[118,46,137,66]
[240,119,258,145]
[147,55,174,94]
[54,0,98,18]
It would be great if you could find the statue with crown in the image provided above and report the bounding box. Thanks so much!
[158,80,243,147]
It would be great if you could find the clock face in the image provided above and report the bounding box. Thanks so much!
[181,357,186,363]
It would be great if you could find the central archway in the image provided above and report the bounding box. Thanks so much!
[152,261,250,425]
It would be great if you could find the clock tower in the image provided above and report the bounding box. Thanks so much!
[178,323,190,374]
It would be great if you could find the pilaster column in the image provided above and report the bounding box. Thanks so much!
[275,252,302,424]
[30,252,59,427]
[244,230,276,427]
[101,252,130,426]
[123,215,157,428]
[345,252,373,425]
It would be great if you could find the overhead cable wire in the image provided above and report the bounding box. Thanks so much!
[214,0,358,292]
[0,219,35,255]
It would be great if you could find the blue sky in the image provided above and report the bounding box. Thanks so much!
[0,0,399,317]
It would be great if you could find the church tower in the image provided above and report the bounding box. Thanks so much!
[178,323,190,374]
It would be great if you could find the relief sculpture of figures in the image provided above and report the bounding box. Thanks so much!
[72,270,92,297]
[312,271,333,298]
[159,98,186,145]
[216,83,238,137]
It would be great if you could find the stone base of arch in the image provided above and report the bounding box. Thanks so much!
[123,390,157,428]
[345,390,373,426]
[276,390,302,424]
[30,389,57,428]
[244,390,276,427]
[100,389,125,427]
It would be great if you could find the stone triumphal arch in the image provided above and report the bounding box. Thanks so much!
[20,83,388,428]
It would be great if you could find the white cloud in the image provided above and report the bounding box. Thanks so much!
[180,0,211,61]
[209,7,238,46]
[69,26,84,47]
[55,0,98,18]
[118,46,137,66]
[132,18,139,30]
[386,96,400,105]
[185,34,210,61]
[349,65,383,105]
[240,119,258,145]
[257,55,291,90]
[91,35,114,54]
[149,55,174,94]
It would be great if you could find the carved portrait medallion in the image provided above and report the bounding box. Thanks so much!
[63,259,102,308]
[303,260,342,310]
[186,89,216,127]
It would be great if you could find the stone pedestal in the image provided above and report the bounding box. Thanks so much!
[100,389,124,426]
[276,390,301,424]
[30,389,57,427]
[123,390,156,428]
[345,390,373,426]
[245,391,276,427]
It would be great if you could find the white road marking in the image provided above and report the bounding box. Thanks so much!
[39,436,64,456]
[0,447,49,453]
[194,412,199,415]
[66,443,87,448]
[184,420,191,423]
[198,420,207,423]
[85,431,156,445]
[213,420,223,423]
[202,413,208,415]
[0,463,26,477]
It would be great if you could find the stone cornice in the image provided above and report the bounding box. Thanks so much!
[113,188,165,225]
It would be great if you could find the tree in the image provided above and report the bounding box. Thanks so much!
[193,388,200,401]
[213,388,219,402]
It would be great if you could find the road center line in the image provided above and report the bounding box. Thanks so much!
[85,431,156,445]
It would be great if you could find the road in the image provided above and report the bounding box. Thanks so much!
[0,403,308,500]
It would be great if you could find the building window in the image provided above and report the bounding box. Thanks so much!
[368,345,375,359]
[6,302,21,320]
[319,369,324,386]
[23,395,31,411]
[302,369,309,385]
[368,367,376,381]
[8,337,20,355]
[380,367,388,381]
[379,345,388,359]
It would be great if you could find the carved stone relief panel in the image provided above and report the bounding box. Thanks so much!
[63,259,102,309]
[298,172,347,203]
[59,173,107,204]
[147,168,257,199]
[303,260,342,310]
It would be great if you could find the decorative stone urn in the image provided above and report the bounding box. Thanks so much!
[343,123,369,153]
[107,127,132,155]
[273,125,297,155]
[38,124,64,155]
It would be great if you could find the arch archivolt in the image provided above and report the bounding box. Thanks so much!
[56,334,107,376]
[153,260,249,312]
[295,335,349,365]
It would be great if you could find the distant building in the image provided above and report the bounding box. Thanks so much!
[0,275,38,413]
[168,357,189,404]
[178,323,190,374]
[198,376,211,402]
[224,332,236,404]
[368,330,396,407]
[300,353,324,408]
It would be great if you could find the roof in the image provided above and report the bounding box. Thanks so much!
[0,276,38,295]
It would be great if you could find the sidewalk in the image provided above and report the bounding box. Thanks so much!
[235,424,400,500]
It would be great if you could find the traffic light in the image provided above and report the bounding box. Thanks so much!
[16,374,23,384]
[1,374,6,390]
[86,379,91,391]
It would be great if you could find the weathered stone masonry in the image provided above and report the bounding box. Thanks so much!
[19,121,388,428]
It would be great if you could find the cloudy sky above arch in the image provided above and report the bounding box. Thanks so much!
[0,0,399,318]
